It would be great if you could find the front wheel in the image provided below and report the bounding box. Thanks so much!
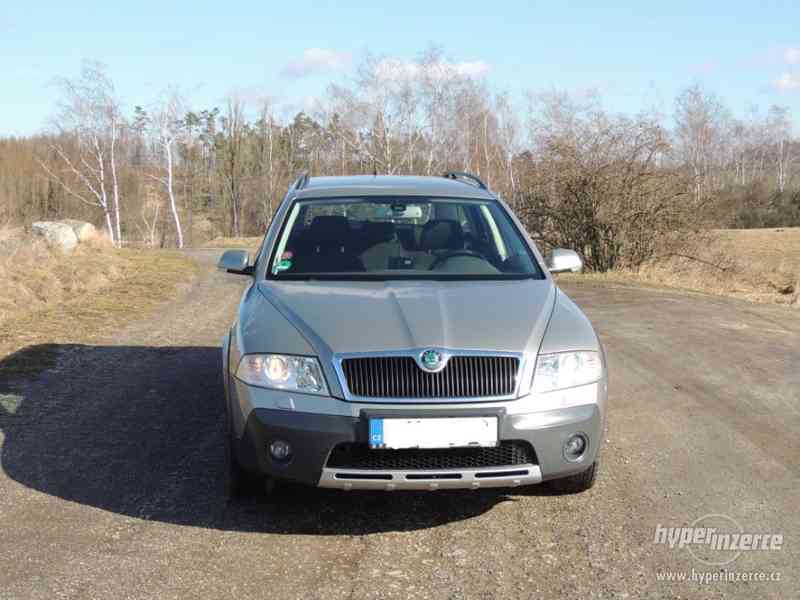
[224,414,246,499]
[548,461,598,494]
[224,407,281,499]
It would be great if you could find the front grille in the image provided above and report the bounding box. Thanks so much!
[326,440,536,470]
[341,355,519,399]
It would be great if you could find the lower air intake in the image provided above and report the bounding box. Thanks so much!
[326,440,536,471]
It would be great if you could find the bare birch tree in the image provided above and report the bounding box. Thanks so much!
[255,100,285,227]
[766,105,795,193]
[148,91,185,248]
[40,61,125,245]
[674,85,731,201]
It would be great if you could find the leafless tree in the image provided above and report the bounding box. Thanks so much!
[522,92,695,270]
[255,100,287,228]
[39,61,125,245]
[766,105,795,193]
[136,183,162,247]
[219,97,247,236]
[148,91,185,248]
[674,84,731,201]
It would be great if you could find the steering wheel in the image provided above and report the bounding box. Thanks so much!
[429,250,486,270]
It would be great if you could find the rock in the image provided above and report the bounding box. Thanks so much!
[765,272,795,295]
[31,222,79,253]
[59,219,97,242]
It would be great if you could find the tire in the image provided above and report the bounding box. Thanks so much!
[548,460,598,494]
[223,404,279,499]
[223,404,246,499]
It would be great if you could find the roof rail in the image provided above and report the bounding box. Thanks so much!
[292,171,310,191]
[442,171,487,190]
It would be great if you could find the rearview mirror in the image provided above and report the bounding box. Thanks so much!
[547,248,583,274]
[376,204,424,219]
[217,249,252,275]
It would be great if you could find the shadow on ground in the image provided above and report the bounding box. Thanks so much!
[0,344,551,535]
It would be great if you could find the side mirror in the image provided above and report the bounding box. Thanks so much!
[217,249,252,275]
[547,248,583,274]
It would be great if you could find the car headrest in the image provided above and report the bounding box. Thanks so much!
[363,221,396,244]
[308,216,350,244]
[434,203,460,221]
[420,219,464,251]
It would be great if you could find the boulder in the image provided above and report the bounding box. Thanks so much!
[31,222,79,254]
[59,219,97,242]
[765,271,795,295]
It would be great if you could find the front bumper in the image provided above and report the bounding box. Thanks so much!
[233,400,602,491]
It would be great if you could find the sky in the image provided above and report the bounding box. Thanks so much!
[2,0,800,136]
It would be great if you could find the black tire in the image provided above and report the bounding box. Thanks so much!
[262,475,279,497]
[223,405,246,499]
[223,405,280,499]
[548,460,598,494]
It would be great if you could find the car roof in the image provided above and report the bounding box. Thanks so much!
[292,175,497,201]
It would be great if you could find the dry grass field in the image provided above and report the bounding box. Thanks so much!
[0,228,198,374]
[201,236,262,250]
[714,227,800,274]
[561,228,800,306]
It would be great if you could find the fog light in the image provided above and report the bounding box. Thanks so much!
[563,433,588,462]
[269,440,292,461]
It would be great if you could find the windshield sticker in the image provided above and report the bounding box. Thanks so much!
[273,259,292,274]
[281,250,294,260]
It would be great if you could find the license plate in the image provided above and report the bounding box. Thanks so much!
[368,417,498,449]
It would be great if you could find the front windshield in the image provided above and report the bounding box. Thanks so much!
[268,197,543,280]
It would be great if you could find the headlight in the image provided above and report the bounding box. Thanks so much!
[236,354,329,395]
[533,351,602,393]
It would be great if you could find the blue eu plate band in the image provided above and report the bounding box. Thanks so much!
[369,419,384,448]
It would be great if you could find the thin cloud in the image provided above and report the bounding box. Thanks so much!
[690,59,719,75]
[282,48,352,79]
[784,47,800,65]
[452,60,492,78]
[222,85,277,106]
[375,58,491,81]
[0,15,13,33]
[747,46,800,67]
[773,72,800,91]
[276,95,318,118]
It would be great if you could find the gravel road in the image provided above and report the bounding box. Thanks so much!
[1,249,797,599]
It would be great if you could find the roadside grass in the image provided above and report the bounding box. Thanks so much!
[0,238,197,376]
[201,237,262,251]
[558,227,800,307]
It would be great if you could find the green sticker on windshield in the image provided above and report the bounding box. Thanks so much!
[273,259,292,274]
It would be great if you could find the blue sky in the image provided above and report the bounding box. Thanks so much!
[2,0,799,136]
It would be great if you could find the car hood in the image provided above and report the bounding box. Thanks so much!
[256,279,555,357]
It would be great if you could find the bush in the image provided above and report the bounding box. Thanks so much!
[514,101,699,271]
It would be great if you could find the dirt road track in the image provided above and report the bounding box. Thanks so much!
[1,250,797,599]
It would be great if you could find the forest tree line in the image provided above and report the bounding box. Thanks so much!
[1,50,798,270]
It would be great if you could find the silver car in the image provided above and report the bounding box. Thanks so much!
[219,172,607,496]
